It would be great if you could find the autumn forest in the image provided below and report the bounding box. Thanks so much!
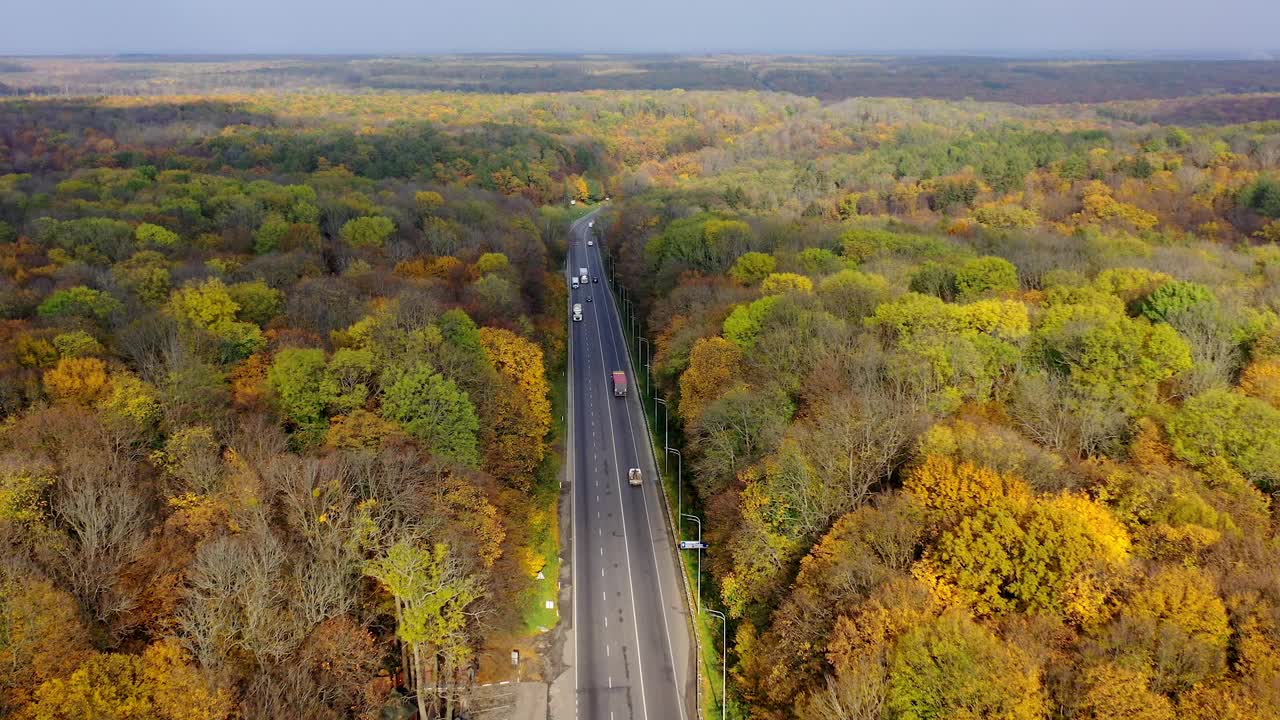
[3,55,1280,719]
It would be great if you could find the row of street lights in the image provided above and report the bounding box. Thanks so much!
[607,241,728,720]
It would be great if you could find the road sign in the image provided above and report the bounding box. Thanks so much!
[679,541,708,551]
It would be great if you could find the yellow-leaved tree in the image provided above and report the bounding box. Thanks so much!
[885,610,1047,720]
[904,454,1031,528]
[43,357,110,405]
[1076,664,1174,720]
[678,336,742,424]
[1239,357,1280,408]
[914,489,1131,625]
[1111,566,1231,693]
[478,327,552,487]
[26,639,231,720]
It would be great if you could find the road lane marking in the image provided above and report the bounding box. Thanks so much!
[587,267,651,720]
[591,239,689,720]
[567,216,584,720]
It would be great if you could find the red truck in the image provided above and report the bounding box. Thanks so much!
[612,371,627,397]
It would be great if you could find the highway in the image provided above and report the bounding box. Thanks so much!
[565,211,695,720]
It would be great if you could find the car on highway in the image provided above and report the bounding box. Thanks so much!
[588,240,594,246]
[571,278,579,289]
[588,220,594,228]
[628,468,642,486]
[592,276,599,283]
[585,295,592,302]
[572,303,582,321]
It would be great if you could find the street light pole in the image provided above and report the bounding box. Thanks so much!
[668,448,682,522]
[637,337,649,393]
[654,398,669,474]
[706,610,727,720]
[681,513,702,611]
[645,362,652,404]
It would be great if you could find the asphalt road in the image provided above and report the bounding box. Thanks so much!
[566,212,695,720]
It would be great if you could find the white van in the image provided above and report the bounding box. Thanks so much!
[572,303,582,322]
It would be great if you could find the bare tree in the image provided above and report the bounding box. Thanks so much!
[1009,370,1127,457]
[801,383,925,513]
[272,456,365,625]
[796,657,887,720]
[1168,307,1242,397]
[50,463,150,628]
[179,520,306,671]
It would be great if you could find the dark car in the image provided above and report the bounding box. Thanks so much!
[592,276,599,283]
[586,295,593,302]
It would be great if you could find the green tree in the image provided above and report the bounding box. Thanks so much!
[1165,388,1280,490]
[796,247,842,275]
[909,261,959,301]
[869,293,1029,403]
[1032,300,1192,429]
[1238,177,1280,218]
[267,348,339,428]
[818,269,891,321]
[37,286,122,321]
[227,281,283,326]
[364,540,479,720]
[339,216,395,248]
[112,251,172,306]
[327,347,377,413]
[723,295,782,349]
[34,217,134,264]
[690,385,792,497]
[380,364,480,466]
[472,252,510,276]
[730,252,777,286]
[52,330,102,357]
[134,222,180,249]
[886,611,1046,720]
[1139,280,1217,324]
[253,213,290,254]
[955,256,1019,300]
[168,278,264,362]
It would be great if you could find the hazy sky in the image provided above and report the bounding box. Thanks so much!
[3,0,1277,55]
